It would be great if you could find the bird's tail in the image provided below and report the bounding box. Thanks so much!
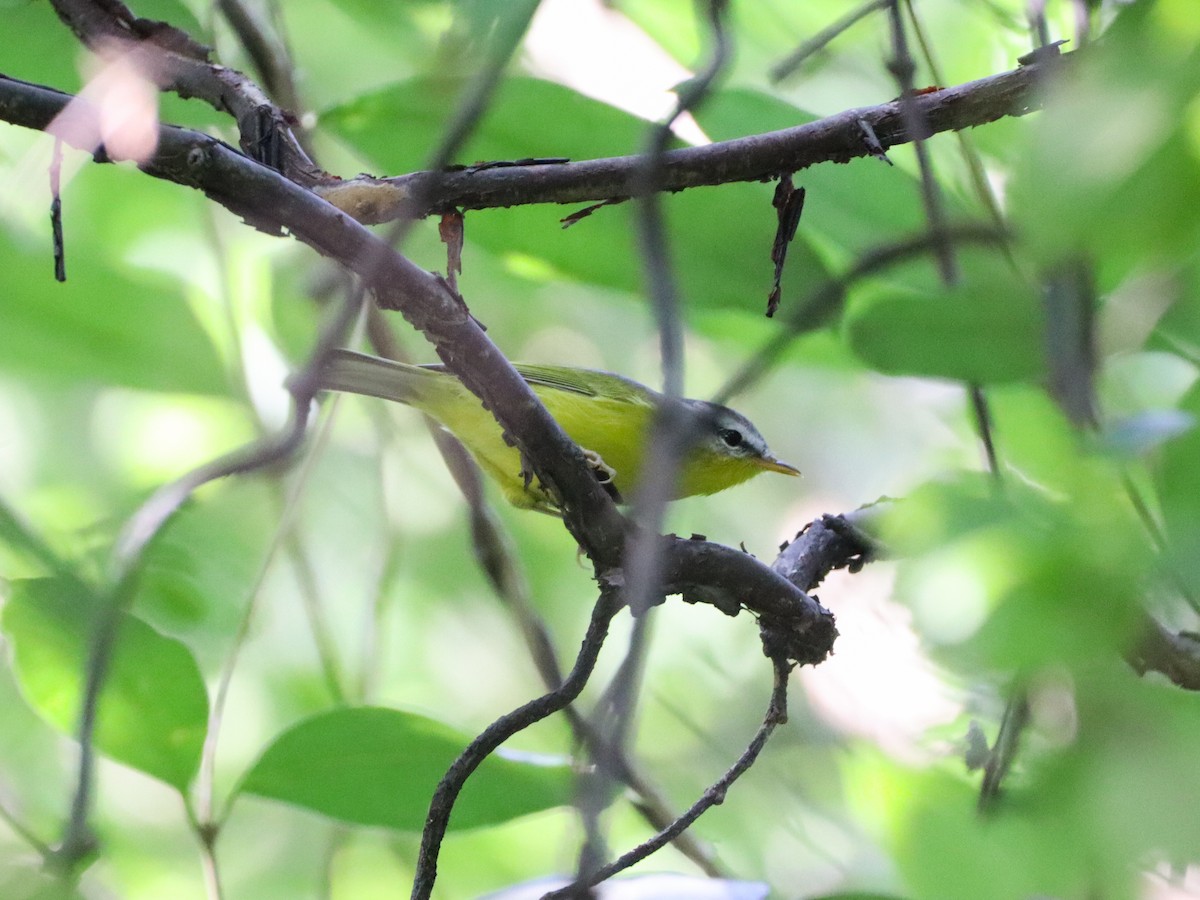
[316,349,439,407]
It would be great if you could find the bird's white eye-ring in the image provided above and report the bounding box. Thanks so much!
[718,428,744,448]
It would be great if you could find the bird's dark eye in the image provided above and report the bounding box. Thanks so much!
[718,428,743,448]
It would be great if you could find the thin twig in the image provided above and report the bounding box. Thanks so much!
[49,136,66,282]
[57,575,127,869]
[770,0,891,82]
[900,1,1014,502]
[546,656,792,897]
[409,588,624,900]
[968,384,1001,484]
[624,0,733,610]
[1028,3,1051,49]
[357,307,413,704]
[429,1,540,177]
[574,605,645,880]
[0,795,53,860]
[215,0,317,163]
[578,0,733,883]
[215,0,303,118]
[286,526,349,705]
[198,830,224,900]
[0,493,75,580]
[382,0,542,244]
[978,688,1029,811]
[1043,259,1098,428]
[716,225,1008,405]
[902,0,1008,231]
[885,0,957,285]
[1119,473,1200,615]
[194,399,350,829]
[357,541,403,702]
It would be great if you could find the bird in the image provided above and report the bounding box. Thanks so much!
[318,349,799,512]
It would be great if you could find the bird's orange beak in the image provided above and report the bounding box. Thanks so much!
[757,455,801,477]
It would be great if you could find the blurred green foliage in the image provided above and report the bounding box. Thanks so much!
[2,1,1200,899]
[4,577,207,791]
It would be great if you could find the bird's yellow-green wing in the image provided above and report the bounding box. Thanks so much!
[513,365,661,406]
[419,362,662,497]
[512,367,658,497]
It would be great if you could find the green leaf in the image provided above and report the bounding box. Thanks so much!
[135,483,278,635]
[1,578,208,791]
[898,768,1091,900]
[898,673,1200,900]
[319,0,438,33]
[1007,15,1200,278]
[1052,673,1200,863]
[0,1,85,92]
[843,252,1043,383]
[240,706,572,831]
[0,864,85,900]
[617,0,702,67]
[0,225,229,395]
[1147,256,1200,360]
[892,459,1146,674]
[322,75,648,174]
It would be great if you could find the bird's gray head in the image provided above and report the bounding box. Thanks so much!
[688,400,799,475]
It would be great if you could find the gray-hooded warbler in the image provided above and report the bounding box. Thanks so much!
[320,349,798,512]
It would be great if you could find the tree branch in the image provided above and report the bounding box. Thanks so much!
[38,0,1059,238]
[340,56,1054,222]
[1128,613,1200,691]
[48,0,322,184]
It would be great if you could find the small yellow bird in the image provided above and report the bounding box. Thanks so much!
[319,349,798,512]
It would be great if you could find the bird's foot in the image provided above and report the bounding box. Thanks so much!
[583,449,623,503]
[582,449,616,485]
